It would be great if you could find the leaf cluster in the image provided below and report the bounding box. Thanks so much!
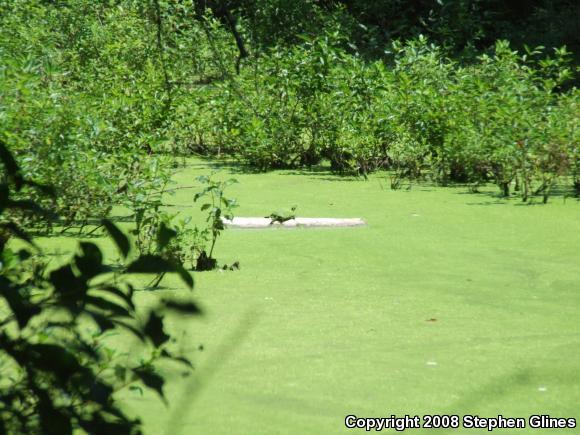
[0,143,199,434]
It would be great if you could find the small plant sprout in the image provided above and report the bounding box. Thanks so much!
[193,173,238,270]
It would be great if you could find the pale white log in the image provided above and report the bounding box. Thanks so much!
[222,217,366,228]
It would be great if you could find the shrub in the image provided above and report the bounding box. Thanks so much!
[0,141,199,434]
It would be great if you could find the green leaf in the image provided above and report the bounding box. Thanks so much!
[163,299,202,315]
[87,380,114,407]
[77,413,135,434]
[8,199,55,219]
[0,140,19,176]
[0,140,23,190]
[175,264,194,290]
[132,368,166,403]
[160,349,193,368]
[99,285,135,311]
[17,249,31,261]
[75,242,104,279]
[143,312,169,348]
[129,385,143,396]
[157,222,177,251]
[126,255,175,274]
[114,365,127,382]
[86,296,131,318]
[112,319,145,342]
[102,219,130,258]
[36,387,73,435]
[27,344,85,382]
[86,310,115,332]
[0,184,9,211]
[23,179,56,197]
[50,264,87,297]
[0,222,36,247]
[126,255,193,289]
[0,277,41,329]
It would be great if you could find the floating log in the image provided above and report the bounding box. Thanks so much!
[222,217,366,228]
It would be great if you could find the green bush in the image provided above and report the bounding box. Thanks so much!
[0,141,198,434]
[0,1,232,227]
[196,34,577,201]
[1,0,577,211]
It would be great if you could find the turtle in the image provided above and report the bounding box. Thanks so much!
[265,205,297,225]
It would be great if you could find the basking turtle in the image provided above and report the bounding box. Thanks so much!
[265,206,297,225]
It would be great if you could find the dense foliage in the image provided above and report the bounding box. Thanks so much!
[0,0,233,226]
[0,142,199,433]
[198,36,578,199]
[2,0,578,216]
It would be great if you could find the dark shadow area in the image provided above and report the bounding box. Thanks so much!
[140,284,174,292]
[456,182,579,205]
[305,176,363,182]
[27,226,104,239]
[180,156,272,175]
[29,214,135,239]
[183,159,243,173]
